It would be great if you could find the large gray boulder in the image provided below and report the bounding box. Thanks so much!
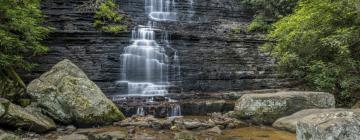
[273,109,346,132]
[233,91,335,124]
[0,98,56,133]
[27,59,125,127]
[296,109,360,140]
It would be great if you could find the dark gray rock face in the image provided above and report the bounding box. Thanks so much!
[21,0,293,95]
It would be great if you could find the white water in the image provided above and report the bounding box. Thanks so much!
[136,107,145,116]
[168,104,181,117]
[120,25,170,96]
[119,0,182,96]
[145,0,177,21]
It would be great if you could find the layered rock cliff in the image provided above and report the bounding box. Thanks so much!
[22,0,292,95]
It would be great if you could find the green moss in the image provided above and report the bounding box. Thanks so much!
[18,99,31,107]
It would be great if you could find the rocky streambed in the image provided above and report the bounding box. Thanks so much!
[15,115,295,140]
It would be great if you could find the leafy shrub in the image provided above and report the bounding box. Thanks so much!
[263,0,360,107]
[247,15,271,32]
[93,0,128,33]
[238,0,299,32]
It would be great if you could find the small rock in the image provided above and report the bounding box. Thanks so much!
[89,131,127,140]
[204,126,222,135]
[57,133,89,140]
[174,131,196,140]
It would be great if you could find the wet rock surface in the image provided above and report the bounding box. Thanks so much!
[27,59,125,126]
[0,98,56,133]
[233,91,335,124]
[296,109,360,140]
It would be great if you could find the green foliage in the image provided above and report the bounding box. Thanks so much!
[93,0,128,33]
[247,15,271,32]
[263,0,360,107]
[239,0,299,32]
[239,0,299,19]
[0,0,52,96]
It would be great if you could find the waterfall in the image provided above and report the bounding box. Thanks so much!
[116,0,189,117]
[145,0,177,21]
[120,25,169,96]
[168,104,181,117]
[136,107,145,116]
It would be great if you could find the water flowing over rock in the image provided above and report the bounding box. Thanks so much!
[27,59,125,127]
[233,91,335,124]
[146,0,177,21]
[22,0,292,96]
[118,25,179,96]
[296,109,360,140]
[0,98,56,133]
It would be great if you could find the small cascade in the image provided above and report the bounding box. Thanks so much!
[173,51,181,81]
[168,104,181,117]
[113,0,188,117]
[146,0,177,21]
[120,25,170,96]
[136,107,145,116]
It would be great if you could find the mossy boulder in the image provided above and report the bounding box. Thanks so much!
[0,98,56,133]
[27,59,125,127]
[0,129,20,140]
[233,91,335,124]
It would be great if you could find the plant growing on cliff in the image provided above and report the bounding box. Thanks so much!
[93,0,128,33]
[78,0,128,33]
[263,0,360,107]
[238,0,299,32]
[0,0,52,97]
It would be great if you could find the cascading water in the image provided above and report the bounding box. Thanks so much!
[115,0,191,117]
[168,104,181,117]
[136,107,145,116]
[145,0,177,21]
[120,25,169,96]
[118,0,181,96]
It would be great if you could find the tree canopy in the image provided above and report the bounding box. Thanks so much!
[0,0,51,97]
[263,0,360,106]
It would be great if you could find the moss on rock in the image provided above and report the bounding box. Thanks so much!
[27,59,125,127]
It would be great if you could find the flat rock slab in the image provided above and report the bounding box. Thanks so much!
[233,91,335,124]
[273,109,347,132]
[296,109,360,140]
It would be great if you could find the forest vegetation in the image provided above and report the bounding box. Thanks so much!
[242,0,360,106]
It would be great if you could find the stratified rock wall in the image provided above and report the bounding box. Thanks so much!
[22,0,292,95]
